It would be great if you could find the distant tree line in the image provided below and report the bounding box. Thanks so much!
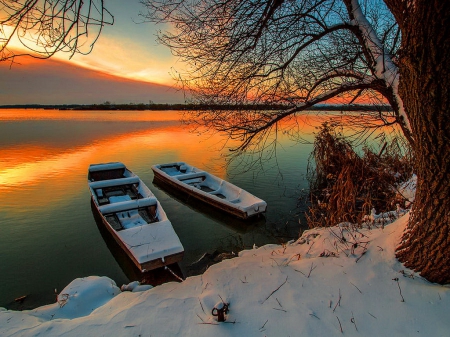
[0,103,392,112]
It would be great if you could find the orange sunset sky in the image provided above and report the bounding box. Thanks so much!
[1,1,381,106]
[0,0,186,105]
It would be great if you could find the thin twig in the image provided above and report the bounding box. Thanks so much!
[218,294,226,303]
[196,313,204,322]
[306,241,315,255]
[355,250,367,263]
[368,312,377,319]
[276,298,283,308]
[307,263,317,278]
[333,289,342,313]
[336,316,343,333]
[261,276,288,304]
[393,278,405,302]
[351,312,358,331]
[260,319,268,330]
[294,269,307,277]
[350,282,362,293]
[310,313,320,319]
[272,307,287,312]
[270,257,281,266]
[198,298,205,314]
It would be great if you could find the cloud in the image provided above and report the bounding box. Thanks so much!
[0,56,185,105]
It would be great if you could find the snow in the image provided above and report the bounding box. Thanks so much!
[1,209,449,336]
[349,0,412,133]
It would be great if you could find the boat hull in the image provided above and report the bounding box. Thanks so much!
[152,163,267,219]
[153,174,249,219]
[88,162,184,272]
[91,197,184,272]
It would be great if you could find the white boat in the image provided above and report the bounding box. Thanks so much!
[151,162,267,219]
[88,162,184,272]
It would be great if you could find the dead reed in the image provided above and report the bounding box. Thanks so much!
[306,123,413,228]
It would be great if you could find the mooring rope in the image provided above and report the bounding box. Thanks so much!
[165,265,184,282]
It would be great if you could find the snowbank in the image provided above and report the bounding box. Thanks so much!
[1,214,449,336]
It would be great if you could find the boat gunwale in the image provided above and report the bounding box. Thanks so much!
[152,163,267,219]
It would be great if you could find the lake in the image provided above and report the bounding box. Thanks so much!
[0,109,321,309]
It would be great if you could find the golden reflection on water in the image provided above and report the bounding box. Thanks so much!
[0,109,236,210]
[0,108,341,213]
[0,109,182,122]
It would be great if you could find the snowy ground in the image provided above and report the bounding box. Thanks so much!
[1,210,449,336]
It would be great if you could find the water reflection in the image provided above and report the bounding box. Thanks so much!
[0,108,317,309]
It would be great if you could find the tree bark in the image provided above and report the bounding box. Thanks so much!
[394,0,450,284]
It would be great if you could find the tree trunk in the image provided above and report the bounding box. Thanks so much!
[394,0,450,284]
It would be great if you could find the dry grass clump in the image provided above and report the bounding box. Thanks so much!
[306,123,413,228]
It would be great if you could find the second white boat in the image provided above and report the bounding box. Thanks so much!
[152,162,267,219]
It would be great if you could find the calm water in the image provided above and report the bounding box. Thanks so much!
[0,109,319,309]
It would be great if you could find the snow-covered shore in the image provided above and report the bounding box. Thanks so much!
[1,212,449,336]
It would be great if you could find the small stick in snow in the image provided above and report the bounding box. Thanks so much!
[294,269,307,277]
[240,276,248,283]
[393,278,405,302]
[368,312,377,319]
[306,241,315,255]
[333,289,342,313]
[355,250,367,263]
[198,298,205,314]
[261,276,288,304]
[350,282,362,293]
[260,319,269,330]
[272,307,287,312]
[276,298,283,308]
[196,313,204,322]
[310,313,320,319]
[307,263,317,278]
[218,294,227,304]
[270,257,281,266]
[351,312,358,331]
[336,316,343,333]
[285,253,301,266]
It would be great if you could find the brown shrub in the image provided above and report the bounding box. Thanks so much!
[306,123,413,228]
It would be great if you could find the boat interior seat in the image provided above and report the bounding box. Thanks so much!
[228,194,242,204]
[209,181,225,195]
[89,176,140,190]
[228,189,243,203]
[99,197,157,215]
[176,171,206,181]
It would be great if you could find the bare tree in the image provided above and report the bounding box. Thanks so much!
[1,0,448,284]
[0,0,113,61]
[143,0,410,145]
[142,0,449,284]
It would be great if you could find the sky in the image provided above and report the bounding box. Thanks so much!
[1,0,186,105]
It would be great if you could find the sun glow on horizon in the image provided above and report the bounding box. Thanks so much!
[2,21,180,87]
